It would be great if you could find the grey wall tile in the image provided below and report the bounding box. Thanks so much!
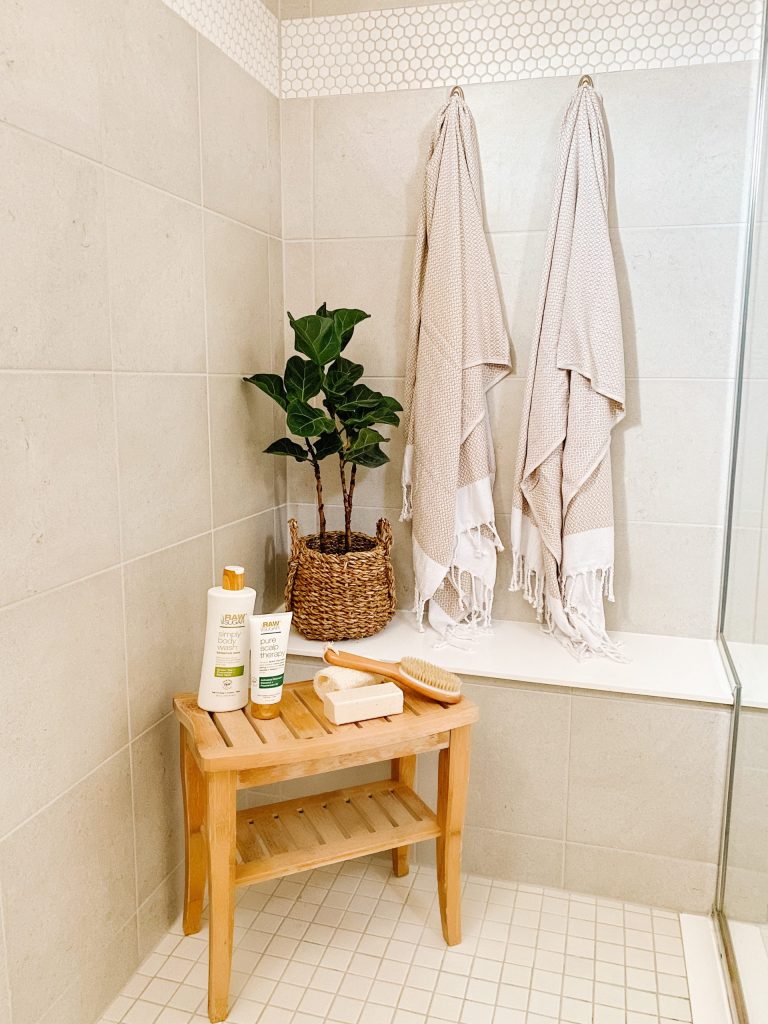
[131,714,183,904]
[106,172,206,373]
[568,695,730,863]
[0,126,110,371]
[0,571,129,838]
[100,0,200,200]
[0,751,136,1024]
[115,373,211,560]
[124,534,213,737]
[0,373,120,606]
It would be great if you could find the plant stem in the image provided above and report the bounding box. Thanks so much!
[346,464,357,552]
[306,441,326,550]
[339,455,350,553]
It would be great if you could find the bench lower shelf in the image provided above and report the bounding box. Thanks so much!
[234,779,440,886]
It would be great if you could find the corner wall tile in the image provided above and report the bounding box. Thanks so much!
[199,37,269,231]
[0,751,136,1024]
[204,212,271,375]
[115,373,211,560]
[209,375,276,526]
[137,863,184,960]
[313,239,415,376]
[462,828,565,889]
[131,714,184,904]
[36,917,138,1024]
[281,99,314,239]
[124,534,213,738]
[213,508,279,612]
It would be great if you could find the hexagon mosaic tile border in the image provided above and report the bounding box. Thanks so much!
[163,0,280,94]
[282,0,763,98]
[164,0,762,100]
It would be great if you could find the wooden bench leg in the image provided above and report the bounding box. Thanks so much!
[205,771,236,1024]
[436,726,471,945]
[390,754,417,877]
[180,726,206,936]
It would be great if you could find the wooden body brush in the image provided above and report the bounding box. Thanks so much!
[323,647,462,704]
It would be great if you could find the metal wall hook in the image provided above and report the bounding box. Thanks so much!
[450,85,465,100]
[579,74,594,88]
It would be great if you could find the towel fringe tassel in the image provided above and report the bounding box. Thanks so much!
[510,550,625,661]
[400,483,413,522]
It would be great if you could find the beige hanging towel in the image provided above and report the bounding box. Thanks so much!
[401,92,511,640]
[509,82,625,659]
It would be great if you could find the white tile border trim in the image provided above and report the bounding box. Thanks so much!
[287,609,734,705]
[282,0,763,98]
[681,913,734,1024]
[163,0,280,94]
[163,0,762,99]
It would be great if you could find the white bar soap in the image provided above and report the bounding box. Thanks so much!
[322,681,404,725]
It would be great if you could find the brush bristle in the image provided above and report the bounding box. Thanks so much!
[400,657,462,693]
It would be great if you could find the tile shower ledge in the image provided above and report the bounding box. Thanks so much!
[287,610,733,705]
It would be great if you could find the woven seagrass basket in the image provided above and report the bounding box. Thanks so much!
[284,517,396,641]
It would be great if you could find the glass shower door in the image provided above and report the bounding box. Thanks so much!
[719,4,768,1017]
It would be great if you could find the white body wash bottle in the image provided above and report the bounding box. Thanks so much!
[197,566,256,712]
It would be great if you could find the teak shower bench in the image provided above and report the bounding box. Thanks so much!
[174,681,479,1022]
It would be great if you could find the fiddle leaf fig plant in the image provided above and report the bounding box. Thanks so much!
[244,305,402,553]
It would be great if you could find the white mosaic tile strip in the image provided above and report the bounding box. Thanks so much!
[281,0,764,98]
[163,0,280,95]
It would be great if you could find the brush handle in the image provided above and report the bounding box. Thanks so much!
[323,647,405,685]
[324,647,460,704]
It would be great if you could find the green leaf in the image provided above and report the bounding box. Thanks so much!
[324,356,364,399]
[313,432,343,460]
[264,438,308,462]
[345,427,388,458]
[346,444,390,468]
[336,383,383,411]
[315,302,328,317]
[366,395,403,426]
[289,314,340,365]
[242,373,287,410]
[284,356,322,403]
[331,308,370,349]
[369,404,401,427]
[286,400,336,437]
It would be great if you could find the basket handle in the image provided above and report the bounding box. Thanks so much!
[376,518,393,555]
[376,518,397,616]
[284,518,301,611]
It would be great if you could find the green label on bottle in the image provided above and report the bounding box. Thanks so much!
[214,665,244,678]
[259,674,284,689]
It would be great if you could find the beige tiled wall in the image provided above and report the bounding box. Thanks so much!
[0,1,284,1022]
[284,656,730,914]
[724,96,768,643]
[723,706,768,922]
[281,60,755,637]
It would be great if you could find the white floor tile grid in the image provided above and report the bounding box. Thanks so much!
[98,855,694,1024]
